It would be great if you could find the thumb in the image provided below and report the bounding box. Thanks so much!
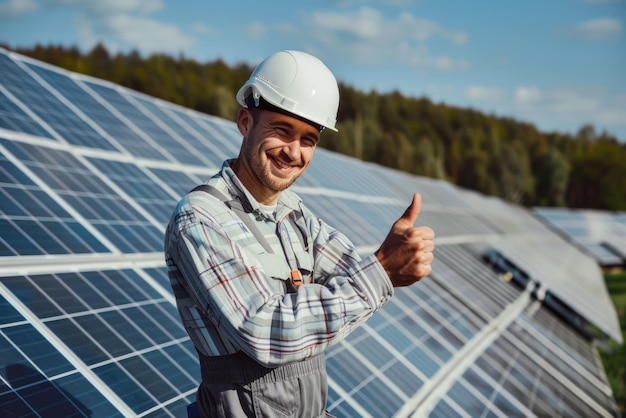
[395,193,422,230]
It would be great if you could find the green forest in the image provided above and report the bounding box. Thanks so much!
[7,43,626,211]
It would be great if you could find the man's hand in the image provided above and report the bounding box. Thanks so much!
[375,193,435,287]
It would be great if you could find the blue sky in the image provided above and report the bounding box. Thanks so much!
[1,0,624,141]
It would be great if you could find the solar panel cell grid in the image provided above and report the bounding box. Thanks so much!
[429,398,466,418]
[1,139,167,253]
[307,152,386,196]
[4,324,73,377]
[56,272,105,307]
[25,62,126,153]
[83,81,181,160]
[0,313,124,417]
[352,377,404,417]
[131,96,219,166]
[170,109,237,164]
[87,157,179,224]
[95,361,156,413]
[511,316,614,408]
[33,274,87,313]
[520,306,602,379]
[54,373,125,417]
[200,117,243,152]
[1,267,200,417]
[326,351,371,391]
[481,332,617,417]
[324,197,401,240]
[534,207,626,267]
[300,195,383,247]
[447,378,517,417]
[46,318,108,364]
[148,168,206,198]
[2,368,123,417]
[0,88,55,138]
[0,55,114,149]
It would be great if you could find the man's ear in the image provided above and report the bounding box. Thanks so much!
[237,108,253,136]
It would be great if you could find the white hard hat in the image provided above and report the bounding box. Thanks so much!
[236,50,340,132]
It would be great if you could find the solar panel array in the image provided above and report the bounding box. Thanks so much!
[0,47,621,418]
[534,207,626,268]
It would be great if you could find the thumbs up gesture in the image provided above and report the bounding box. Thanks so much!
[375,193,435,287]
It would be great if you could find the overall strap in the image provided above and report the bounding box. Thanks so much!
[191,183,313,288]
[191,184,273,254]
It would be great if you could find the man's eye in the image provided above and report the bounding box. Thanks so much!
[302,138,318,147]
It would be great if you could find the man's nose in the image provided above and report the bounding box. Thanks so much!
[282,139,301,160]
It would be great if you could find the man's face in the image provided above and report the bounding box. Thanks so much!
[235,108,320,202]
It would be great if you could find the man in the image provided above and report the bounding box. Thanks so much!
[165,50,435,418]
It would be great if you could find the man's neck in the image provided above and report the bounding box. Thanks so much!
[231,158,280,206]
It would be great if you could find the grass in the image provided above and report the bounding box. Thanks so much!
[600,271,626,413]
[606,272,626,313]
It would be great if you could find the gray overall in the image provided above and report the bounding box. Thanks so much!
[189,184,335,417]
[196,352,334,417]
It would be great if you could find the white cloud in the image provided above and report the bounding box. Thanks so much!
[409,53,469,71]
[595,94,626,125]
[309,7,468,70]
[191,23,213,35]
[516,88,626,138]
[55,0,164,15]
[53,0,194,56]
[462,84,626,139]
[0,0,38,18]
[466,86,505,101]
[312,7,467,45]
[335,0,414,6]
[102,14,194,53]
[312,7,382,40]
[582,0,625,4]
[397,12,468,45]
[96,0,163,14]
[514,86,543,103]
[465,85,608,114]
[74,13,194,55]
[276,22,299,36]
[74,15,100,50]
[539,89,599,112]
[571,18,623,40]
[244,23,266,39]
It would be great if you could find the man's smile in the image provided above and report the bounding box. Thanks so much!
[268,153,301,172]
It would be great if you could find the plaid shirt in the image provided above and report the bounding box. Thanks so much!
[165,160,394,367]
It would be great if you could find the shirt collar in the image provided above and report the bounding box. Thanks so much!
[219,159,303,219]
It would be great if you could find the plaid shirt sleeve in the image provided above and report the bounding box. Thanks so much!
[166,192,394,368]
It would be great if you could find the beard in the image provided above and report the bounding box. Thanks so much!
[249,150,305,193]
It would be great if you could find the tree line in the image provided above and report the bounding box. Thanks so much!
[6,43,625,210]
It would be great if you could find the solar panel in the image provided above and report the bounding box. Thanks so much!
[0,47,621,417]
[534,207,626,267]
